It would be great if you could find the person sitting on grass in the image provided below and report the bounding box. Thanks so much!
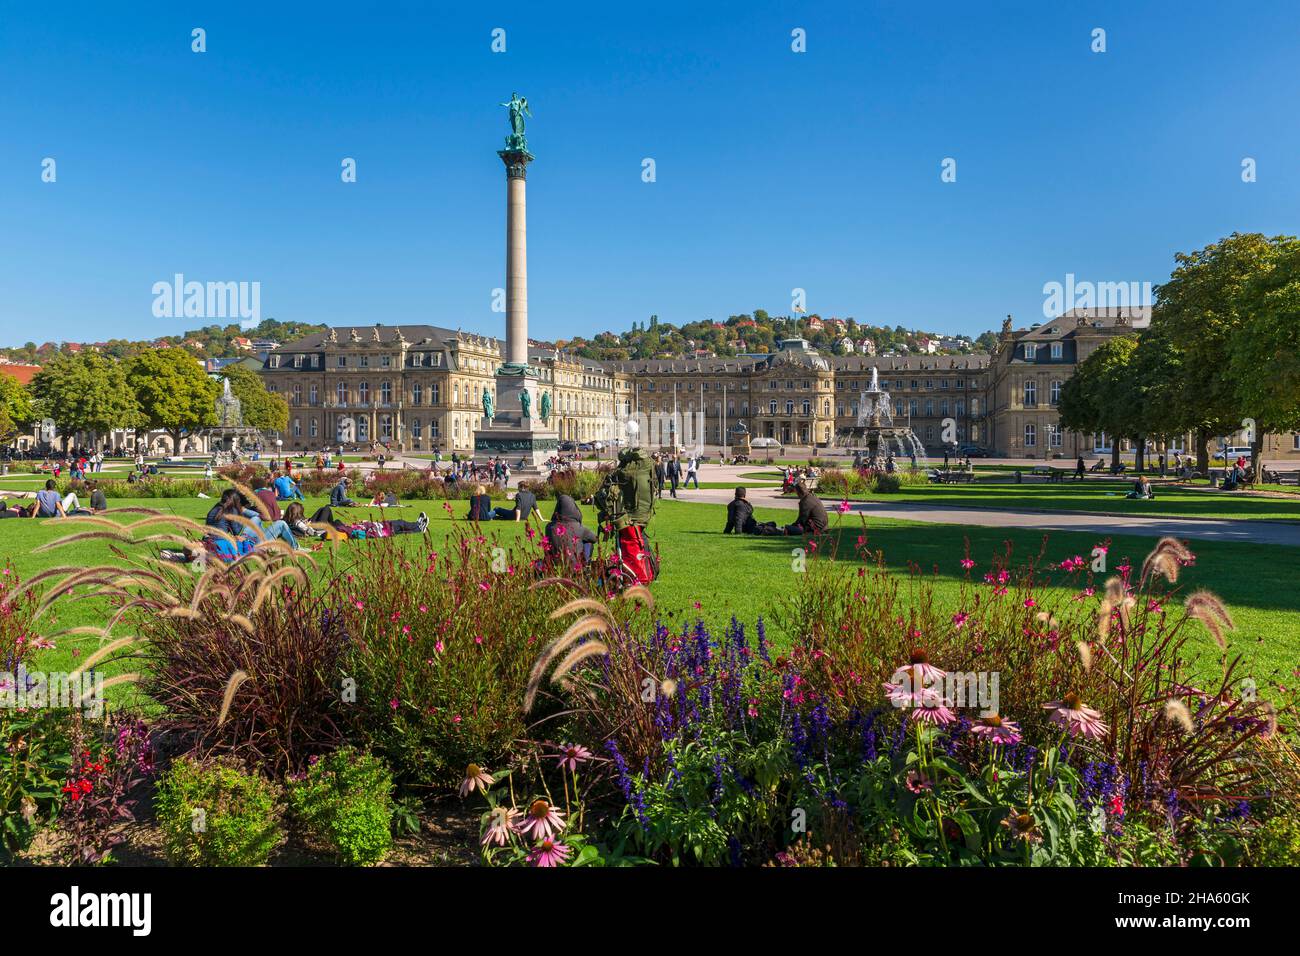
[274,470,305,501]
[467,484,495,522]
[1126,475,1156,499]
[330,476,358,507]
[87,481,108,514]
[370,490,399,508]
[545,494,597,567]
[251,477,282,522]
[34,479,89,517]
[206,488,301,550]
[493,486,542,522]
[723,486,758,534]
[785,480,829,536]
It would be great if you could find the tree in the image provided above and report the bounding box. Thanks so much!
[0,374,35,441]
[219,364,288,433]
[1059,336,1140,471]
[125,348,219,455]
[1153,233,1288,471]
[30,353,140,450]
[1229,239,1300,461]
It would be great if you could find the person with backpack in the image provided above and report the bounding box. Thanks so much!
[545,494,596,567]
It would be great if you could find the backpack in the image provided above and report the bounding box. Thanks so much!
[595,448,656,530]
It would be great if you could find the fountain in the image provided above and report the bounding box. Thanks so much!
[201,378,265,462]
[837,367,928,469]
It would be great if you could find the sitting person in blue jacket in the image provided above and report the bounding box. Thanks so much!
[330,476,358,507]
[273,471,305,501]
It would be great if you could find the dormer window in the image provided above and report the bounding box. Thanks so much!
[1050,343,1062,359]
[1024,344,1037,360]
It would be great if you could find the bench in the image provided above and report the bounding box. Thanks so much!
[1268,471,1300,486]
[1031,466,1064,482]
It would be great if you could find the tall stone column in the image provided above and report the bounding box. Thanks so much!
[501,150,533,367]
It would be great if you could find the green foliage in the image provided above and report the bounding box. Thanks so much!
[57,476,217,498]
[1249,808,1300,866]
[155,755,283,866]
[125,348,220,453]
[287,747,394,866]
[30,353,141,442]
[0,710,71,861]
[221,363,288,432]
[0,374,35,438]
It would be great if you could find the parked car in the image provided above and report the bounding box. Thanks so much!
[1213,446,1253,462]
[957,444,988,458]
[558,441,577,452]
[577,442,595,452]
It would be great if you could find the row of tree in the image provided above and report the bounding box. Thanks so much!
[0,318,326,365]
[0,349,288,454]
[1059,233,1300,472]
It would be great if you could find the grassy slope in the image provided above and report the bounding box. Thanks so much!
[4,493,1297,698]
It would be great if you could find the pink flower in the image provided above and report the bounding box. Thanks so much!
[481,805,520,847]
[1043,693,1109,739]
[960,558,975,570]
[970,714,1022,745]
[951,611,969,629]
[434,640,445,653]
[839,499,851,514]
[517,799,565,841]
[459,763,494,798]
[1023,598,1036,609]
[389,698,399,710]
[555,742,592,773]
[747,699,759,718]
[527,836,572,867]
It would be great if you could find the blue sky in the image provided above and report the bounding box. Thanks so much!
[2,0,1298,345]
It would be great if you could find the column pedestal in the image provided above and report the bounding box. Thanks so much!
[474,373,558,470]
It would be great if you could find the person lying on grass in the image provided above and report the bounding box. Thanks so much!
[290,502,428,539]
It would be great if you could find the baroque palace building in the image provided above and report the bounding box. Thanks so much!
[261,313,1300,460]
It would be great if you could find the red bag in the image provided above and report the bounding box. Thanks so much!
[612,525,658,587]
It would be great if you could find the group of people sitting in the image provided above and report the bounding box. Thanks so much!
[0,480,107,518]
[780,464,819,493]
[465,485,545,523]
[724,481,828,537]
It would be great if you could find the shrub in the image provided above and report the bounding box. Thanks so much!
[136,558,350,776]
[337,528,583,790]
[56,714,155,865]
[56,476,217,498]
[155,755,283,866]
[1249,808,1300,866]
[0,566,72,860]
[872,472,903,494]
[519,467,607,503]
[814,468,866,497]
[287,747,394,866]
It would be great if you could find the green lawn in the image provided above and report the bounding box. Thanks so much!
[737,468,1300,522]
[7,493,1298,700]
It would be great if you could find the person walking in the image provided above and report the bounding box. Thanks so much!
[1075,455,1086,480]
[666,455,681,498]
[685,455,699,490]
[653,454,666,499]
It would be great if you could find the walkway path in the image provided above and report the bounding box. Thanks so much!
[670,467,1300,548]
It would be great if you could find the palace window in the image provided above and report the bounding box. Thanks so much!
[292,354,302,368]
[909,399,919,417]
[924,399,934,416]
[412,418,422,439]
[359,355,369,368]
[337,356,346,367]
[412,383,422,405]
[358,381,370,403]
[1024,424,1037,447]
[1050,380,1062,405]
[357,417,369,441]
[1023,381,1037,407]
[1024,344,1037,360]
[940,399,949,416]
[336,382,347,404]
[801,400,810,415]
[768,400,777,415]
[292,384,302,405]
[380,381,392,404]
[785,400,795,415]
[269,355,280,368]
[430,383,439,404]
[310,418,318,438]
[292,418,301,437]
[955,400,965,416]
[309,385,318,405]
[1050,425,1063,448]
[381,355,391,367]
[1051,343,1062,359]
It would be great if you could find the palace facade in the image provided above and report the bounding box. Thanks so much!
[261,314,1300,460]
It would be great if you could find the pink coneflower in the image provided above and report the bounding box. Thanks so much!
[481,805,520,847]
[527,836,572,868]
[459,762,494,797]
[970,714,1022,745]
[909,696,957,726]
[555,742,592,772]
[1043,692,1109,739]
[517,798,566,841]
[1001,811,1041,843]
[898,648,945,685]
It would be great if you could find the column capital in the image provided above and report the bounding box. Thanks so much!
[498,148,535,179]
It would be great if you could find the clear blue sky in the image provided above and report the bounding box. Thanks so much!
[2,0,1298,346]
